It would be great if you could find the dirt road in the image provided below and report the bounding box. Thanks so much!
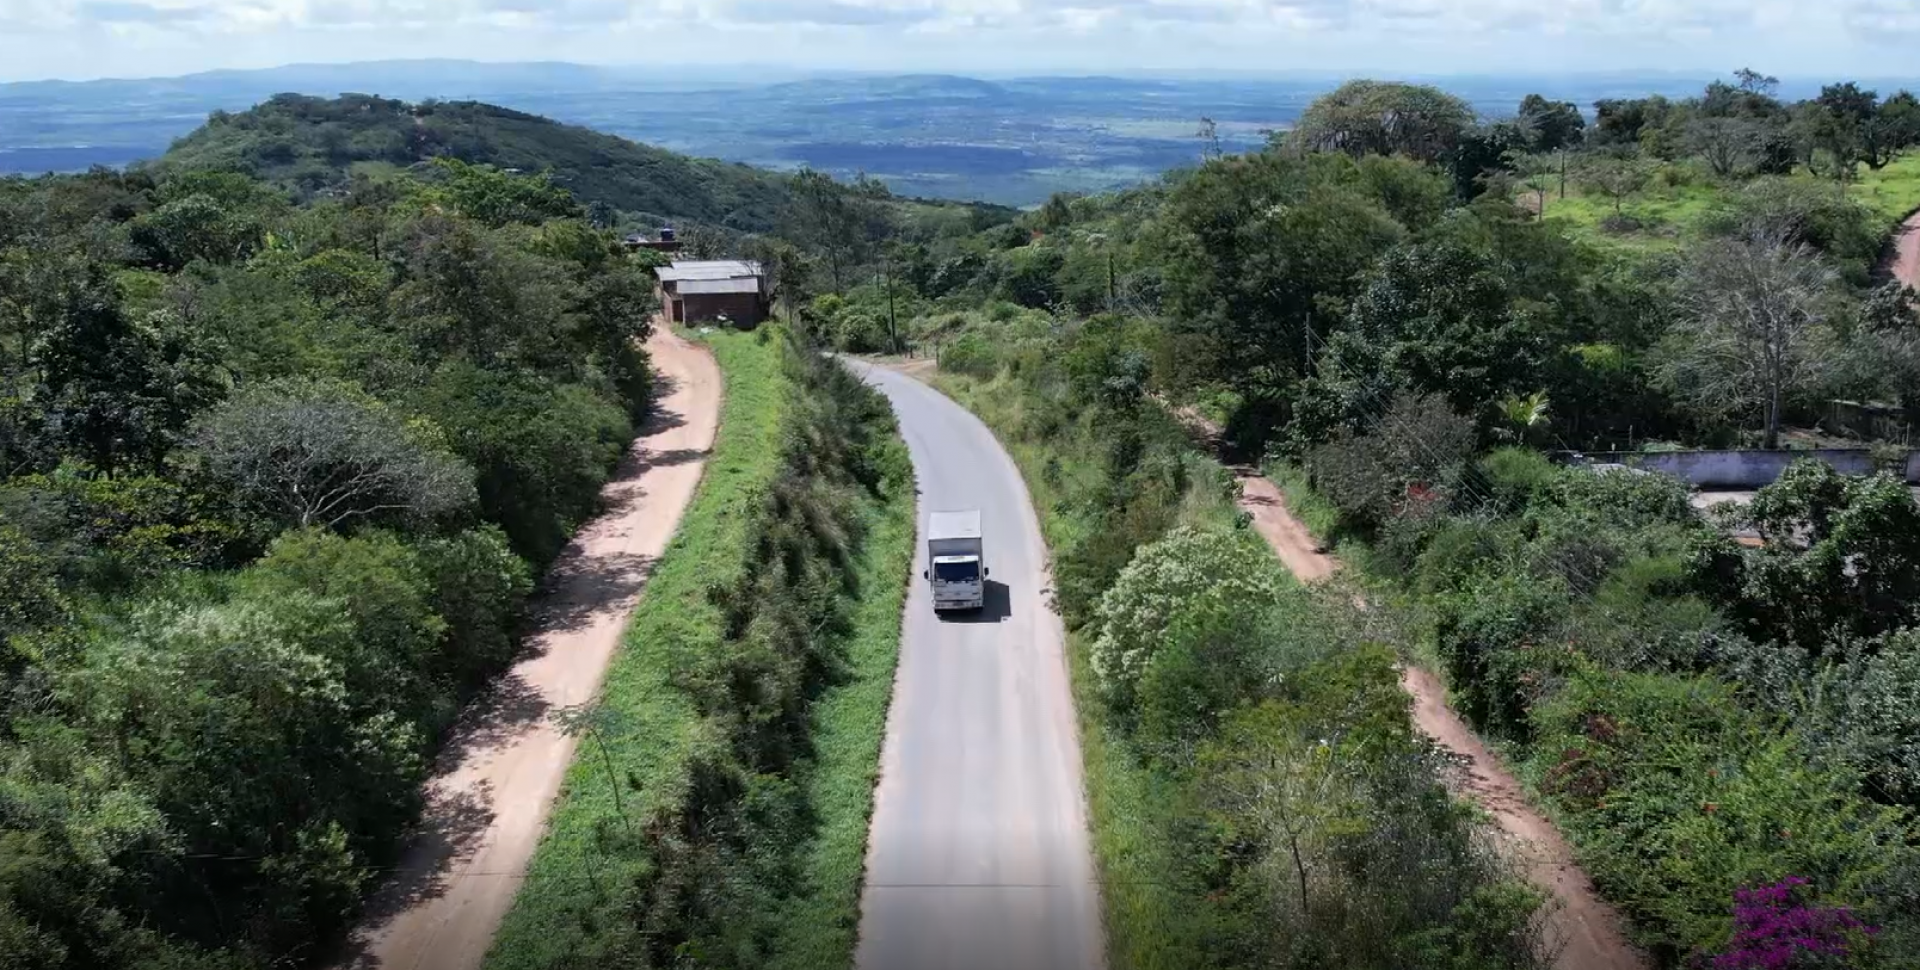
[847,360,1104,970]
[1893,209,1920,290]
[335,328,722,970]
[1228,468,1647,970]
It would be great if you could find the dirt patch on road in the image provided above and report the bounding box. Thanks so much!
[1893,210,1920,290]
[333,328,722,970]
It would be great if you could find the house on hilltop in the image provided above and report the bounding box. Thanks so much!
[624,227,684,254]
[654,259,769,327]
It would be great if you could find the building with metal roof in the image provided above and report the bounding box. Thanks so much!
[654,259,769,327]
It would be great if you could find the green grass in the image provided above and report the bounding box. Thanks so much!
[1530,150,1920,257]
[483,328,913,969]
[765,456,914,970]
[1261,460,1342,543]
[485,329,786,970]
[928,370,1226,970]
[1533,177,1727,255]
[1857,150,1920,227]
[483,329,917,969]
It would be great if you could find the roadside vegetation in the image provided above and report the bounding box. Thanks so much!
[930,315,1549,970]
[0,157,654,964]
[485,327,913,970]
[807,70,1920,969]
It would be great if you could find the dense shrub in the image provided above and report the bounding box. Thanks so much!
[0,150,649,968]
[1090,526,1287,713]
[937,330,999,378]
[1528,668,1917,966]
[1431,574,1571,739]
[1308,391,1477,532]
[1710,461,1920,652]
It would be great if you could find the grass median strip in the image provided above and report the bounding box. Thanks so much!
[486,329,913,970]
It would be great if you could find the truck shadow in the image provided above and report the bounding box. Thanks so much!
[941,580,1012,624]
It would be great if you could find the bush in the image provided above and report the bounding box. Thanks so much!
[417,365,631,566]
[1549,466,1695,529]
[938,331,999,378]
[1194,645,1547,970]
[1090,526,1286,712]
[1430,574,1570,739]
[1527,667,1917,965]
[1412,516,1517,596]
[1476,447,1560,515]
[1308,392,1476,531]
[1710,178,1881,283]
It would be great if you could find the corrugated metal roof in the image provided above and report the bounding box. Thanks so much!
[677,277,763,295]
[656,260,763,282]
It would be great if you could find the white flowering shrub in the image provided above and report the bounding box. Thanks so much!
[1090,526,1286,706]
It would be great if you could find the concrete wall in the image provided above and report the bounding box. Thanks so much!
[1580,449,1918,488]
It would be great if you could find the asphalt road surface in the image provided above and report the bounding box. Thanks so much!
[846,360,1105,970]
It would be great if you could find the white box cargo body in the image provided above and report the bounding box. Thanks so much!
[926,510,987,611]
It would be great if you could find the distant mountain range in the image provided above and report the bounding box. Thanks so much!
[6,59,1919,206]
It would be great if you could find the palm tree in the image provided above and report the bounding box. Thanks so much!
[1498,391,1552,445]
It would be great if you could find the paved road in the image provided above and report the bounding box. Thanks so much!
[846,361,1104,970]
[335,329,722,970]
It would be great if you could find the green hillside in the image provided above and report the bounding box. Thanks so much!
[157,93,796,231]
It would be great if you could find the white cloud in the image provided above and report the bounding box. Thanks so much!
[0,0,1916,81]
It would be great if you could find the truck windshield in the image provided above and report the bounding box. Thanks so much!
[933,560,980,583]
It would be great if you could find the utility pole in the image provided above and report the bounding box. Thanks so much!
[883,248,901,356]
[1558,148,1568,200]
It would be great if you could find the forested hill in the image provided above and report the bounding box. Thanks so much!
[157,93,796,231]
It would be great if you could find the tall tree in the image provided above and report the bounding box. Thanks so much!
[191,377,476,530]
[1659,230,1835,448]
[785,169,874,293]
[1289,80,1475,164]
[1516,94,1586,152]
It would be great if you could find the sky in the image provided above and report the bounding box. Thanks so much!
[0,0,1916,84]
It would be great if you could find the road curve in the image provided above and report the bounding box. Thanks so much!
[334,328,722,970]
[846,360,1105,970]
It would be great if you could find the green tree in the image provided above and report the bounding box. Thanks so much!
[1517,93,1586,152]
[128,194,264,270]
[1289,80,1475,163]
[427,158,581,228]
[785,169,879,293]
[1723,460,1920,649]
[190,377,476,531]
[1162,152,1406,393]
[1659,231,1836,449]
[22,257,226,474]
[1090,527,1287,710]
[1324,239,1543,420]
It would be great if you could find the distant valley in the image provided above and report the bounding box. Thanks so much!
[4,59,1912,205]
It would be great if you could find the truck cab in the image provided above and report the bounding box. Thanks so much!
[925,510,988,612]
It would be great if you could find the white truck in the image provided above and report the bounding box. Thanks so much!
[925,510,988,612]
